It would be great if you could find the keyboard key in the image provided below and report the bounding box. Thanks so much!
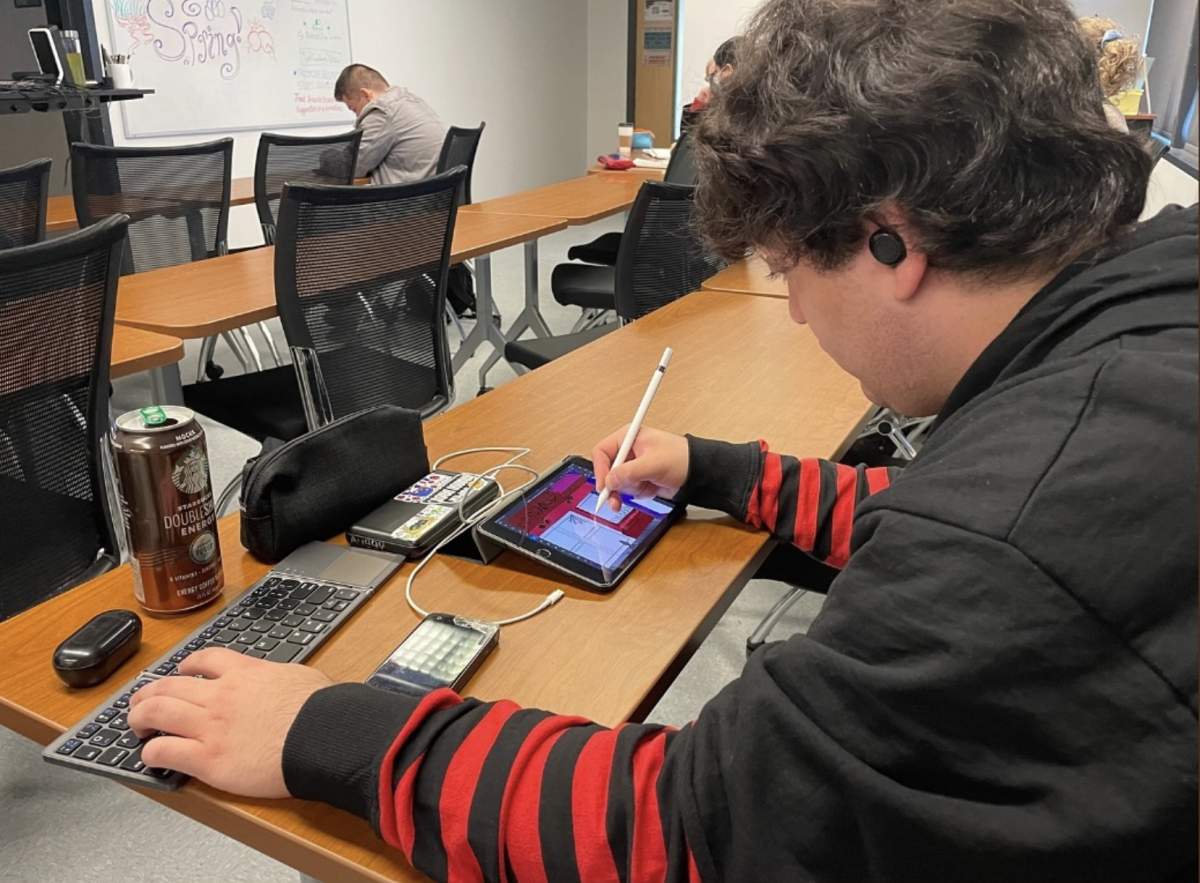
[113,693,132,709]
[74,745,103,762]
[242,608,264,620]
[227,605,247,617]
[253,599,276,610]
[266,588,288,599]
[279,579,299,589]
[117,732,141,749]
[153,663,176,676]
[213,617,231,629]
[263,609,288,622]
[90,729,120,747]
[96,746,129,767]
[311,610,337,623]
[250,620,273,633]
[289,581,315,598]
[251,587,270,598]
[213,630,239,644]
[334,589,360,601]
[110,714,129,731]
[308,586,335,605]
[186,639,207,651]
[282,614,304,628]
[265,642,303,664]
[286,632,315,646]
[276,598,299,610]
[299,620,326,634]
[56,738,83,756]
[144,766,173,779]
[227,619,250,631]
[252,638,279,652]
[322,599,340,611]
[264,576,282,588]
[94,708,118,724]
[268,626,292,640]
[76,723,100,739]
[170,650,192,663]
[243,649,269,659]
[120,750,146,772]
[235,633,258,646]
[295,603,317,616]
[200,628,218,639]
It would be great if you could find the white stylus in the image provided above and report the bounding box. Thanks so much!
[595,347,674,514]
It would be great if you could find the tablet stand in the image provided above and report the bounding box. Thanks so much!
[438,525,505,565]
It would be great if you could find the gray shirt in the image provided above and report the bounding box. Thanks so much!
[354,86,447,185]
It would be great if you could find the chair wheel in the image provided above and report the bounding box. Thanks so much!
[205,361,225,380]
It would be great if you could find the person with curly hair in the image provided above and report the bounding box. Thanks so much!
[126,1,1197,881]
[1078,15,1144,132]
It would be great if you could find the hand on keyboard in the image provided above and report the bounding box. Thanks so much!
[127,647,334,798]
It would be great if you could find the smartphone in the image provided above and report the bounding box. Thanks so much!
[28,28,65,84]
[365,613,499,698]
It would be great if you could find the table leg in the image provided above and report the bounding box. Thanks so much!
[449,254,508,383]
[148,363,185,406]
[478,240,551,388]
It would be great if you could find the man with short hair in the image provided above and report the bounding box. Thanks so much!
[333,63,446,185]
[128,1,1197,880]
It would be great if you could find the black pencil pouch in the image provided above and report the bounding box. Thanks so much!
[240,405,429,562]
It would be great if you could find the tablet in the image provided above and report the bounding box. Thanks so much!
[476,455,681,591]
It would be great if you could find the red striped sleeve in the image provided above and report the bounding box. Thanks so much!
[630,730,670,883]
[571,727,623,883]
[759,452,783,533]
[501,718,583,883]
[793,457,821,551]
[439,702,521,883]
[824,465,859,569]
[744,440,770,527]
[866,467,892,495]
[377,689,465,857]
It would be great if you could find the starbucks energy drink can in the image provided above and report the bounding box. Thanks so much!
[112,406,224,613]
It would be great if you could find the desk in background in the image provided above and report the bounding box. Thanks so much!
[113,211,569,399]
[702,258,788,299]
[110,325,185,403]
[0,290,871,883]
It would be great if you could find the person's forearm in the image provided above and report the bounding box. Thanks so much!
[683,437,896,568]
[282,684,704,883]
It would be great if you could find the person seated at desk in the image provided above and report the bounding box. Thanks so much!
[1077,16,1143,133]
[127,0,1198,880]
[680,37,738,133]
[333,63,447,185]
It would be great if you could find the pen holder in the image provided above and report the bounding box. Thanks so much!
[438,525,505,565]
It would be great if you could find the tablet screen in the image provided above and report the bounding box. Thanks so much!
[495,460,674,573]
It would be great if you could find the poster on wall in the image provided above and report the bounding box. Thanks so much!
[645,0,673,22]
[105,0,353,137]
[643,27,672,66]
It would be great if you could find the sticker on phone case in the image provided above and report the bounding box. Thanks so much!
[391,505,452,541]
[395,472,453,503]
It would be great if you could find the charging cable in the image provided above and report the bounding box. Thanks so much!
[405,448,566,627]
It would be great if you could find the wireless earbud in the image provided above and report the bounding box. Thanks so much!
[869,228,907,267]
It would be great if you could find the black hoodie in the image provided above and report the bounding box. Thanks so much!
[283,205,1199,882]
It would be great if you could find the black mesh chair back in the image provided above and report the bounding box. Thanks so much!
[274,167,466,420]
[0,158,51,250]
[254,130,363,244]
[70,138,232,275]
[663,133,698,185]
[435,123,485,205]
[613,181,727,321]
[0,215,128,621]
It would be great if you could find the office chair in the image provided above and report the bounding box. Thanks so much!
[435,122,487,338]
[505,180,726,369]
[253,129,363,245]
[0,158,51,250]
[565,133,699,269]
[0,215,128,622]
[183,168,466,510]
[68,138,258,379]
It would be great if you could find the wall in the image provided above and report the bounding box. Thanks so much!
[90,0,590,247]
[1141,157,1199,219]
[677,0,758,125]
[586,0,628,159]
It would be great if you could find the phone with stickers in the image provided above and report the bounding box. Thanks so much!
[346,470,501,557]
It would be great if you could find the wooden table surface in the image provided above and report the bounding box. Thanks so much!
[586,164,666,178]
[47,177,257,234]
[109,324,185,379]
[0,291,871,883]
[701,258,788,299]
[113,211,567,339]
[463,174,647,225]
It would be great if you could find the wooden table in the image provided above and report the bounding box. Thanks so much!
[110,325,186,403]
[586,164,666,178]
[0,290,870,883]
[113,211,568,399]
[701,258,788,299]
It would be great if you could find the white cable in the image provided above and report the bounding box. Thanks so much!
[405,451,565,627]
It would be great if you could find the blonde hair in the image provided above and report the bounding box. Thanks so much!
[1078,16,1142,97]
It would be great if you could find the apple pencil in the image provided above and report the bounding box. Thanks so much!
[595,346,674,514]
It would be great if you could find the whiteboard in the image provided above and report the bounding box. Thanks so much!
[105,0,353,137]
